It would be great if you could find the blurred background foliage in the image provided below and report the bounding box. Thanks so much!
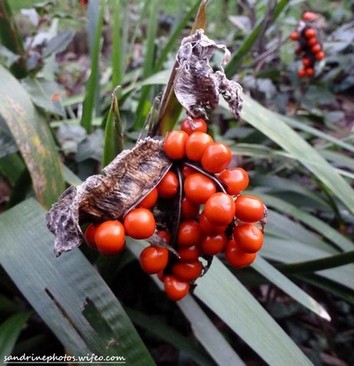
[0,0,353,365]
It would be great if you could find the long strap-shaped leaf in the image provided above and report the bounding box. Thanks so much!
[262,237,354,292]
[0,312,32,361]
[102,88,124,167]
[0,199,155,364]
[125,306,217,366]
[262,194,354,252]
[178,296,245,366]
[235,95,354,215]
[81,0,104,133]
[0,65,65,209]
[252,256,331,321]
[194,257,313,366]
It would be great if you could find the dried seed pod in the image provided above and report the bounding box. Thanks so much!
[174,29,243,120]
[46,138,172,256]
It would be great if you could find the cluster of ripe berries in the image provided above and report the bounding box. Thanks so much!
[290,11,325,78]
[84,117,266,301]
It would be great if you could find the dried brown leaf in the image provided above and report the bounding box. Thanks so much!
[174,29,243,119]
[47,138,172,256]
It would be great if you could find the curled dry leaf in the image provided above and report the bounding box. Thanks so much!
[46,138,172,256]
[174,29,243,119]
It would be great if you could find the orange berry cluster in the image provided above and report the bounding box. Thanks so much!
[290,12,325,78]
[159,117,266,300]
[83,117,266,301]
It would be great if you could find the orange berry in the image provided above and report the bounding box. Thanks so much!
[157,230,171,244]
[290,31,299,41]
[177,220,202,247]
[200,233,227,256]
[184,173,217,204]
[185,132,214,162]
[172,261,203,282]
[138,188,158,209]
[307,37,318,46]
[234,195,265,222]
[233,223,264,253]
[94,220,126,255]
[164,275,190,301]
[163,130,188,160]
[225,239,257,268]
[302,12,318,22]
[181,164,197,178]
[181,117,207,135]
[157,170,179,198]
[201,142,232,173]
[123,208,156,239]
[178,245,200,262]
[204,192,235,226]
[199,212,226,234]
[181,197,200,219]
[199,212,227,235]
[305,68,314,77]
[311,44,321,53]
[302,57,312,67]
[84,223,98,249]
[139,245,169,274]
[218,168,249,195]
[315,51,325,61]
[298,68,306,78]
[304,28,316,38]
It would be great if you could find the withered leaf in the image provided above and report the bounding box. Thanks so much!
[46,138,172,256]
[174,29,243,120]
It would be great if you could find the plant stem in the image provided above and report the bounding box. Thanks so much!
[276,250,354,274]
[0,0,28,77]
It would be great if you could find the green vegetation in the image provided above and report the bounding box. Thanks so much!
[0,0,353,364]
